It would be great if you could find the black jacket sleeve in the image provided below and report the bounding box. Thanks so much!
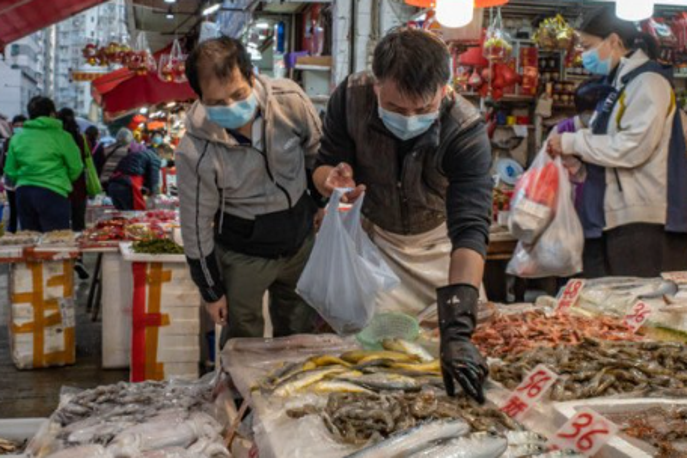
[315,77,357,169]
[442,121,493,258]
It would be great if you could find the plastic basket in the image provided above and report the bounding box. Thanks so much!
[356,312,420,350]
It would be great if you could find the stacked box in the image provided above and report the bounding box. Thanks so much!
[8,260,76,369]
[129,261,201,381]
[101,252,132,368]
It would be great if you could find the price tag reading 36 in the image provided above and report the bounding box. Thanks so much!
[501,364,558,420]
[556,279,585,315]
[549,408,619,456]
[624,301,653,333]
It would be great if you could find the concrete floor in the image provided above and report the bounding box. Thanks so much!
[0,258,128,419]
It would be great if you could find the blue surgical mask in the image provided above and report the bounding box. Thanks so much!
[13,127,23,135]
[378,105,439,141]
[582,43,613,76]
[206,92,258,130]
[152,135,163,146]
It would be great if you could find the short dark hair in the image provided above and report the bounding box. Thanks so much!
[185,37,253,98]
[580,7,659,60]
[27,96,56,120]
[373,28,450,101]
[12,115,26,125]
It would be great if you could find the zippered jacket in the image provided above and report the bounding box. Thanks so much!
[176,75,322,302]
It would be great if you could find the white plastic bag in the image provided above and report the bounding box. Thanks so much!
[297,189,399,335]
[507,152,584,278]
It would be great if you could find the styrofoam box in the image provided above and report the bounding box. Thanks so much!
[552,398,687,457]
[102,253,201,369]
[0,418,47,458]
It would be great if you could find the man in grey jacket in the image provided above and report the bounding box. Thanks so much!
[312,29,493,403]
[177,37,322,344]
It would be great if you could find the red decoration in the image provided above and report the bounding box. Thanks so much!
[157,39,187,84]
[405,0,509,7]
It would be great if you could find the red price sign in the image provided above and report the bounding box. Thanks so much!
[556,279,585,315]
[549,408,618,456]
[624,301,653,333]
[501,364,558,420]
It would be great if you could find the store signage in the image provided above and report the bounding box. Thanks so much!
[556,279,585,315]
[501,364,558,420]
[549,408,618,456]
[624,301,653,333]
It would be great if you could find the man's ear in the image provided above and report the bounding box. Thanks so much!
[608,33,622,50]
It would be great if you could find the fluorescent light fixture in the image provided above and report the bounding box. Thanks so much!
[616,0,654,21]
[164,0,176,3]
[140,107,148,114]
[166,10,174,19]
[202,3,221,16]
[255,22,270,29]
[166,102,177,108]
[436,0,474,29]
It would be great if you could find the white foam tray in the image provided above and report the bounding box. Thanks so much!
[0,418,48,458]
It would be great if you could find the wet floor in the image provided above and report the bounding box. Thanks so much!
[0,256,128,419]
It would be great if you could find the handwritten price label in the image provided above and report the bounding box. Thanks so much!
[556,279,585,315]
[549,408,618,456]
[501,364,558,420]
[624,301,653,333]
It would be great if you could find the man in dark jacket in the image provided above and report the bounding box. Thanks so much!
[312,29,493,403]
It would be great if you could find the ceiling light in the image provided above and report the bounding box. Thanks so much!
[615,0,654,21]
[164,0,176,3]
[166,102,177,108]
[166,9,174,19]
[202,3,221,16]
[140,107,148,114]
[436,0,474,29]
[255,22,270,30]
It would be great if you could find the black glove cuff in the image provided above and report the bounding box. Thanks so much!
[437,284,480,337]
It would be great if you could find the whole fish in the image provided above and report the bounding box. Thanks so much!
[338,373,421,392]
[382,339,435,363]
[390,360,441,374]
[273,366,348,397]
[310,380,373,394]
[410,432,509,458]
[341,350,420,364]
[502,444,549,458]
[309,355,353,368]
[345,419,470,458]
[505,431,548,446]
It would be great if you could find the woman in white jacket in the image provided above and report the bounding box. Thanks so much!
[549,7,687,277]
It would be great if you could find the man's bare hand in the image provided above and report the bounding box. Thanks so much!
[205,296,228,325]
[325,163,366,203]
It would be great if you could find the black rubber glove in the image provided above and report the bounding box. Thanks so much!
[437,284,489,404]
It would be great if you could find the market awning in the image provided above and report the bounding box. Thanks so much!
[0,0,109,51]
[97,72,196,118]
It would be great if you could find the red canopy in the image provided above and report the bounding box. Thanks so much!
[0,0,108,51]
[91,44,196,117]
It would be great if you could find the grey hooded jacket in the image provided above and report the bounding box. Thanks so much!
[176,75,322,302]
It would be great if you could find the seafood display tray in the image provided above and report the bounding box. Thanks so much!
[120,242,186,263]
[0,418,47,458]
[552,398,687,458]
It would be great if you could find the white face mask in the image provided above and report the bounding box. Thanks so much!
[377,103,439,141]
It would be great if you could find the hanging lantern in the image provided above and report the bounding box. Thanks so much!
[616,0,654,22]
[158,39,188,84]
[405,0,508,8]
[436,0,474,28]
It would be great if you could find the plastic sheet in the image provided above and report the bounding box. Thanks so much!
[27,375,232,458]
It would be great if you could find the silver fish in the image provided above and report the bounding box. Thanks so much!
[345,419,470,458]
[502,444,549,457]
[382,339,435,363]
[410,432,509,458]
[505,431,548,446]
[338,373,421,392]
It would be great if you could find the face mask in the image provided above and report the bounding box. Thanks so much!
[160,159,168,168]
[206,92,258,130]
[378,104,439,141]
[152,135,163,146]
[13,127,23,135]
[582,42,613,75]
